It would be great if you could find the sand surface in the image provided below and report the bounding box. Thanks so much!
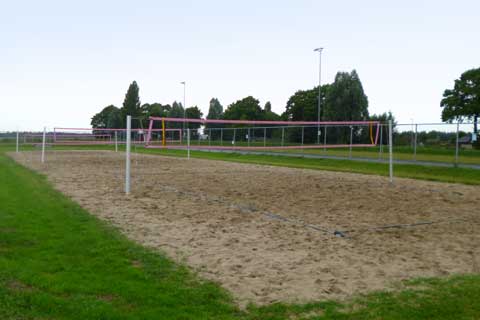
[10,151,480,306]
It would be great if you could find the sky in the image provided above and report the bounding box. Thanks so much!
[1,0,479,131]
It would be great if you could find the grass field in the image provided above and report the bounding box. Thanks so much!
[8,142,480,185]
[1,144,480,319]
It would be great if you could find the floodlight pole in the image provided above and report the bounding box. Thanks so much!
[125,115,131,195]
[314,47,324,144]
[41,127,46,163]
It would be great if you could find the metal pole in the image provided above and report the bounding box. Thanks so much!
[281,127,285,146]
[388,120,393,183]
[379,124,383,160]
[16,131,19,153]
[314,47,323,144]
[323,125,327,152]
[233,128,236,145]
[115,131,118,152]
[349,126,353,159]
[208,129,211,146]
[41,127,46,163]
[125,115,131,195]
[301,126,304,146]
[220,128,223,146]
[181,81,186,141]
[248,128,250,147]
[264,127,266,147]
[455,122,459,166]
[187,128,190,159]
[413,124,417,161]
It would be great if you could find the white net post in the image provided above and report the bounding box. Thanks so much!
[455,122,460,166]
[413,124,418,161]
[187,128,190,159]
[115,131,118,152]
[41,127,46,163]
[349,126,353,159]
[125,115,131,195]
[16,131,19,153]
[388,120,393,183]
[323,125,327,152]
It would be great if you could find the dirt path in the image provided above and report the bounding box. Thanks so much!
[11,151,480,306]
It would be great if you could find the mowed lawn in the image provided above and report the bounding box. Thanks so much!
[1,145,480,319]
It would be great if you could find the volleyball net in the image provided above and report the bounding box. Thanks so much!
[22,127,183,146]
[145,117,380,150]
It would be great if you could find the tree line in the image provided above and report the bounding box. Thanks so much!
[91,70,393,141]
[91,67,480,145]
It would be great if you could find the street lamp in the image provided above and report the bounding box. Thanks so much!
[181,81,186,139]
[314,47,324,144]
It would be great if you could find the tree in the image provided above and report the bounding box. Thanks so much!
[205,98,224,139]
[264,101,272,113]
[324,70,369,121]
[441,67,480,135]
[91,105,122,129]
[166,101,185,130]
[322,70,369,144]
[185,106,203,138]
[283,85,329,143]
[224,96,264,121]
[141,103,171,129]
[121,81,142,128]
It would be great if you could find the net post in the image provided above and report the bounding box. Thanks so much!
[455,122,459,167]
[248,128,250,147]
[323,125,327,152]
[115,131,118,152]
[208,129,211,146]
[41,127,46,163]
[220,128,223,146]
[16,131,19,153]
[388,120,393,183]
[233,128,236,145]
[281,127,284,146]
[187,128,190,159]
[413,124,417,161]
[349,126,353,158]
[263,127,266,147]
[379,124,383,159]
[162,118,166,147]
[125,115,131,195]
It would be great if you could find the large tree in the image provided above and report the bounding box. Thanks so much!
[223,96,264,121]
[205,98,224,139]
[441,67,480,135]
[283,85,329,143]
[91,105,122,129]
[166,101,185,130]
[324,70,369,121]
[141,103,171,129]
[185,106,203,138]
[121,81,142,127]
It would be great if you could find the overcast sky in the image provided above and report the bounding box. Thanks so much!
[1,0,479,131]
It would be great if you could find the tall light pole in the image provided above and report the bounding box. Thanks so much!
[181,81,186,139]
[314,47,324,144]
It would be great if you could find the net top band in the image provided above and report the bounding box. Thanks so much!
[149,117,380,126]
